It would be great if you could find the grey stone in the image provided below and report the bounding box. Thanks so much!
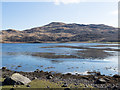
[3,73,31,85]
[26,85,31,87]
[64,88,71,90]
[62,83,68,87]
[32,77,37,80]
[46,75,53,79]
[95,78,106,84]
[34,69,40,73]
[113,74,120,78]
[2,67,7,70]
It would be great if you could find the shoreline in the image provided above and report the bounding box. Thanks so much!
[1,67,120,89]
[1,41,119,44]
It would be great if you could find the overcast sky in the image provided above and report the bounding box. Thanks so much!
[2,1,118,30]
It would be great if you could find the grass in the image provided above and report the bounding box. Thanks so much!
[92,42,119,44]
[0,78,93,89]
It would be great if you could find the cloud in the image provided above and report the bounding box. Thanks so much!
[111,10,118,15]
[54,0,82,5]
[1,0,118,2]
[53,0,118,5]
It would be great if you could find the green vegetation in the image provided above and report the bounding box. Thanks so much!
[1,78,93,89]
[95,42,119,44]
[86,41,119,44]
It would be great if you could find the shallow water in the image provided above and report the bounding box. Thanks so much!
[2,43,118,76]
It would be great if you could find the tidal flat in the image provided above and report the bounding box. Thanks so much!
[2,43,119,75]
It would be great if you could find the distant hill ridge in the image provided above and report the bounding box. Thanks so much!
[1,22,118,43]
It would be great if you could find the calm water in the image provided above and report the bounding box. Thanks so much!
[2,43,118,76]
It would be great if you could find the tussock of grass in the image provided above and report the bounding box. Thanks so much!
[1,78,93,89]
[29,79,60,88]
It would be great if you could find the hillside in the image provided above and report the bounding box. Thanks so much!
[1,22,118,43]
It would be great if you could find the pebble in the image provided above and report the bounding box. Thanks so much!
[34,69,40,73]
[10,88,14,90]
[62,83,68,87]
[47,75,53,79]
[74,83,78,86]
[113,74,120,78]
[2,67,7,70]
[64,88,71,90]
[32,77,37,80]
[95,78,106,84]
[47,86,50,88]
[26,85,31,87]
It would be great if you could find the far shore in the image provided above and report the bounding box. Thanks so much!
[1,41,119,44]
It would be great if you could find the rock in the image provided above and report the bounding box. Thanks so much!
[82,76,89,80]
[94,76,98,80]
[2,67,7,70]
[47,86,50,88]
[62,83,68,87]
[113,74,120,78]
[32,77,37,80]
[13,85,16,87]
[26,85,31,87]
[87,71,101,76]
[84,84,88,88]
[95,78,106,84]
[64,88,71,90]
[10,88,14,90]
[94,85,97,88]
[40,70,44,73]
[95,72,101,76]
[107,86,111,89]
[74,83,78,86]
[17,65,22,67]
[3,75,9,78]
[14,71,18,73]
[66,73,72,75]
[46,75,53,79]
[112,86,118,90]
[34,69,40,73]
[104,78,110,81]
[3,73,31,85]
[3,77,13,85]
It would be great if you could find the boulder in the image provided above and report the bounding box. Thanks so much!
[2,67,7,70]
[82,76,89,80]
[113,74,120,78]
[62,83,68,87]
[66,73,72,75]
[46,75,53,79]
[26,85,31,87]
[94,76,98,80]
[95,78,106,84]
[32,77,37,80]
[34,69,40,73]
[87,71,101,76]
[3,73,31,85]
[64,88,71,90]
[95,72,101,76]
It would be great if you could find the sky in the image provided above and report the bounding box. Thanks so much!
[2,1,118,30]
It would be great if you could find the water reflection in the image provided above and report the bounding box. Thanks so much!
[2,43,119,75]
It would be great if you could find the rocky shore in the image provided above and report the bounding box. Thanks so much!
[0,67,120,89]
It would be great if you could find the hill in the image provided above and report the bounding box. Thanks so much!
[1,22,118,43]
